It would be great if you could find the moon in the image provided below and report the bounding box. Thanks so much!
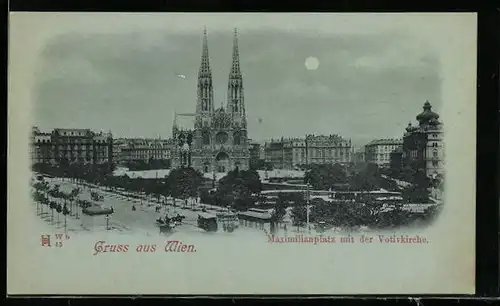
[305,56,319,70]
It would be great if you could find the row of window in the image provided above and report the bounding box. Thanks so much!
[366,145,401,152]
[367,153,391,161]
[57,131,89,136]
[294,149,350,158]
[202,131,244,145]
[32,151,108,155]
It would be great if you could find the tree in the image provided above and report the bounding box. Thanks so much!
[49,200,57,224]
[62,203,70,232]
[347,198,385,228]
[349,173,377,191]
[70,188,81,218]
[401,171,431,203]
[304,163,347,190]
[216,169,262,211]
[32,190,46,215]
[375,204,413,229]
[49,184,61,199]
[200,188,214,205]
[290,204,307,229]
[379,177,400,192]
[40,196,50,218]
[310,200,364,230]
[309,198,329,222]
[348,163,381,191]
[249,158,265,170]
[166,167,204,201]
[150,180,167,204]
[270,194,288,233]
[56,203,63,225]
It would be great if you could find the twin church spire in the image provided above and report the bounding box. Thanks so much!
[197,28,245,118]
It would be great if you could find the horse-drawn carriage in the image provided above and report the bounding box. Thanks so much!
[156,213,185,234]
[156,217,175,234]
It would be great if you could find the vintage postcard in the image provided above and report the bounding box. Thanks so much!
[8,13,477,295]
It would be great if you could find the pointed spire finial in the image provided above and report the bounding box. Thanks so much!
[199,27,211,77]
[229,28,241,77]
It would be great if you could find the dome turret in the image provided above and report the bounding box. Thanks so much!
[416,100,440,124]
[405,122,413,132]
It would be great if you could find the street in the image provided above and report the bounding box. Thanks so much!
[40,176,246,236]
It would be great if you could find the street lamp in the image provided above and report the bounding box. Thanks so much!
[306,182,311,233]
[75,198,80,219]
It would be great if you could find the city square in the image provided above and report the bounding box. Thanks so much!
[29,27,445,238]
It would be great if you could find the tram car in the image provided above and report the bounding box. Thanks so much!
[197,211,239,233]
[197,212,218,232]
[82,203,114,216]
[216,211,239,232]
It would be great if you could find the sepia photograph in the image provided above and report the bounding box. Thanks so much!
[8,13,477,295]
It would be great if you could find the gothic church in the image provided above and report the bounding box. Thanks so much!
[172,28,250,173]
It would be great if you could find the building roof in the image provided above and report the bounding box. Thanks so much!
[198,212,217,219]
[365,138,403,146]
[238,210,272,220]
[264,134,351,146]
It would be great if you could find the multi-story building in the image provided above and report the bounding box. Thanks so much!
[248,141,268,169]
[249,141,262,161]
[352,148,366,163]
[389,147,403,170]
[264,134,353,170]
[264,139,287,169]
[91,132,113,165]
[364,138,403,168]
[30,127,113,166]
[112,139,127,165]
[119,138,173,164]
[171,28,250,173]
[402,100,444,178]
[30,127,52,164]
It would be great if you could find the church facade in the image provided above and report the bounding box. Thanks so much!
[171,29,250,173]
